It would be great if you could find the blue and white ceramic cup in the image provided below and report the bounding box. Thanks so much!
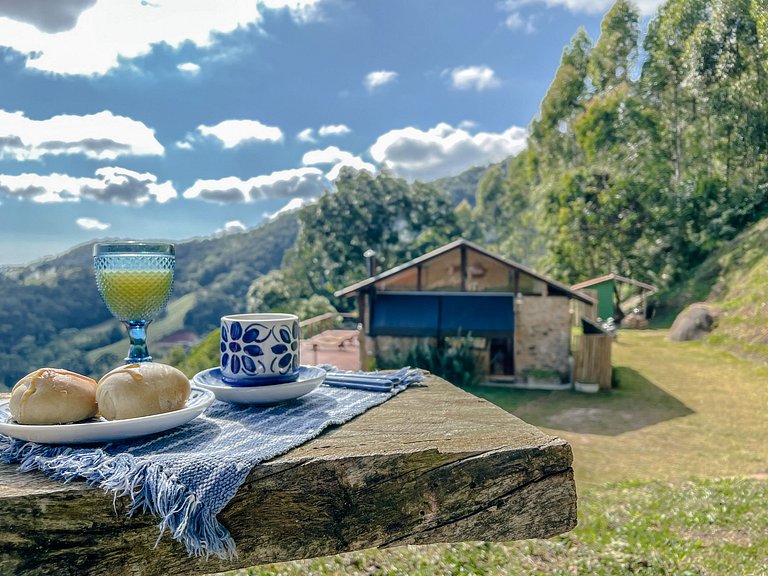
[220,313,300,386]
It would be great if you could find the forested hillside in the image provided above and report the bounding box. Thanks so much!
[462,0,768,289]
[0,212,299,387]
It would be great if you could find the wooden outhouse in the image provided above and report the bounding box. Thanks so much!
[335,239,594,382]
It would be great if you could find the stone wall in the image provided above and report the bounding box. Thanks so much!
[515,295,571,378]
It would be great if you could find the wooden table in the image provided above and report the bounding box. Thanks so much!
[0,376,577,576]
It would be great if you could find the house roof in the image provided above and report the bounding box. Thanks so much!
[335,238,595,304]
[571,273,657,293]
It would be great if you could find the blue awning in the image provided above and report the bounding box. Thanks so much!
[370,293,515,338]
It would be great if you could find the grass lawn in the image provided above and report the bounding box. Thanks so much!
[224,330,768,575]
[468,330,768,487]
[229,477,768,575]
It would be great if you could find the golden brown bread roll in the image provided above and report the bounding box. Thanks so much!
[97,362,190,421]
[10,368,98,425]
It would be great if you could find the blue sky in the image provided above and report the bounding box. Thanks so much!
[0,0,663,265]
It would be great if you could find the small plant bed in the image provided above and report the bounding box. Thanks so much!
[519,368,568,390]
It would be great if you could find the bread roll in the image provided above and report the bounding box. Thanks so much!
[97,363,190,421]
[10,368,98,425]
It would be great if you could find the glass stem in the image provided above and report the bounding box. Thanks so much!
[124,320,153,363]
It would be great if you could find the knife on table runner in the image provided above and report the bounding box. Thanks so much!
[323,372,398,392]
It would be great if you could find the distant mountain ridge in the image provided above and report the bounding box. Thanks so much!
[430,163,498,206]
[0,212,299,387]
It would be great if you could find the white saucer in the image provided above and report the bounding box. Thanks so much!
[0,387,215,445]
[192,365,326,405]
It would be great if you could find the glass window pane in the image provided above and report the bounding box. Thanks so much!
[465,251,514,292]
[377,267,418,291]
[421,250,462,291]
[518,272,546,295]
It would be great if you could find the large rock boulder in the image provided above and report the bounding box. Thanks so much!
[668,303,719,342]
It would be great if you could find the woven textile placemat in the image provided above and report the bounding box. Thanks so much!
[0,367,423,559]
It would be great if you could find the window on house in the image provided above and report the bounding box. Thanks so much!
[421,250,462,291]
[377,266,418,291]
[465,251,515,292]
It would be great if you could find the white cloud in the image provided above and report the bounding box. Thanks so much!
[260,0,323,23]
[0,109,164,161]
[218,219,247,234]
[318,124,351,137]
[198,119,283,148]
[505,12,536,33]
[302,146,375,181]
[297,128,316,143]
[365,70,398,90]
[0,167,178,205]
[183,167,327,203]
[76,217,110,231]
[447,66,500,91]
[268,197,311,219]
[0,0,325,76]
[325,156,376,181]
[498,0,662,17]
[302,145,351,165]
[370,122,527,181]
[177,62,201,74]
[298,125,350,142]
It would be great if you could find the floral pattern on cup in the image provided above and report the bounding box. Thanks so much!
[220,315,299,384]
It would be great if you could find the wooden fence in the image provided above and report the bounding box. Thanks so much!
[573,333,613,390]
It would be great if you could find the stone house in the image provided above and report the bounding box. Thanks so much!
[335,239,594,382]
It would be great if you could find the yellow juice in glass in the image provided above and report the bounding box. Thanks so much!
[96,266,174,321]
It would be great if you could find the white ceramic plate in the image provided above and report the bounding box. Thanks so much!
[0,387,215,445]
[192,365,326,404]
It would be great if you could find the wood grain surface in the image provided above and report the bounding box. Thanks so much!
[0,376,577,576]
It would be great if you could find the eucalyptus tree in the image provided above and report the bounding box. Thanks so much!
[587,0,640,92]
[529,27,592,172]
[642,0,708,183]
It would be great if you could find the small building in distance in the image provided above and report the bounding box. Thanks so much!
[335,239,594,383]
[571,273,657,327]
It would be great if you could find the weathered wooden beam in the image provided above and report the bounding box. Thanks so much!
[0,376,576,576]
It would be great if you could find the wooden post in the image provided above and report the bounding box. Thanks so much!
[573,334,612,390]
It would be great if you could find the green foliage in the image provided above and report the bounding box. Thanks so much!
[429,164,488,206]
[281,168,462,309]
[587,0,640,92]
[246,270,293,313]
[294,295,336,322]
[531,27,592,174]
[378,336,486,388]
[174,329,219,378]
[483,0,768,292]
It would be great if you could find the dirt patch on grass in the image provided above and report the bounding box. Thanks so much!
[681,527,755,548]
[543,406,641,431]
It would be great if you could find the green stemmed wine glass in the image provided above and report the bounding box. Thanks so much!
[93,242,175,363]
